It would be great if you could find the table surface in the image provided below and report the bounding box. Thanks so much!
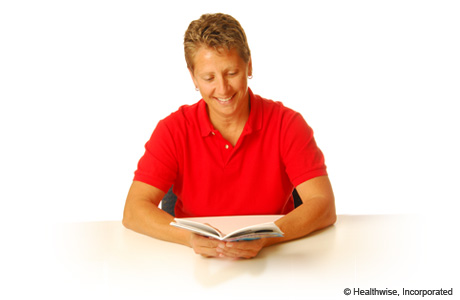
[6,215,458,299]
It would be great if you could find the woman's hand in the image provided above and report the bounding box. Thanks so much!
[189,234,222,258]
[189,234,266,259]
[216,239,267,259]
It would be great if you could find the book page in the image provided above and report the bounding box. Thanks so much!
[224,222,282,240]
[172,219,222,238]
[176,215,284,238]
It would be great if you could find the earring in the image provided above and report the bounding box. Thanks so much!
[248,75,253,79]
[195,87,199,91]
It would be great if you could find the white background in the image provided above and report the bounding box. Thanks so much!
[1,0,459,224]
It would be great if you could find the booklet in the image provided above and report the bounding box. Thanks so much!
[170,215,284,242]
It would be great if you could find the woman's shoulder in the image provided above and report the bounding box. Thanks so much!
[156,100,205,137]
[254,92,299,119]
[161,100,203,123]
[252,92,311,138]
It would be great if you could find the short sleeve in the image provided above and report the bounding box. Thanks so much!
[280,112,327,187]
[133,120,178,193]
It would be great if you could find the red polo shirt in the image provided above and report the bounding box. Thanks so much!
[134,89,327,217]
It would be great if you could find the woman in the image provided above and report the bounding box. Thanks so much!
[123,13,336,259]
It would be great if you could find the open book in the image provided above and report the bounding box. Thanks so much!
[170,215,284,242]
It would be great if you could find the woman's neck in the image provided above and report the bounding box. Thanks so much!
[208,97,250,146]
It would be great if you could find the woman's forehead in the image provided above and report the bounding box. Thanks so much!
[193,47,244,71]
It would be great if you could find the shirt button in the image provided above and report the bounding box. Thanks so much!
[225,144,229,149]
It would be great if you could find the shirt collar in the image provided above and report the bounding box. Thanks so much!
[198,87,262,137]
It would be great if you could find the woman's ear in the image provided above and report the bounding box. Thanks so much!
[248,57,253,77]
[188,67,198,89]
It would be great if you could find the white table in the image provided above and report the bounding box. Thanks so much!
[14,215,458,299]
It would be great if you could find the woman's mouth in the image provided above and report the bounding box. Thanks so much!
[215,94,234,104]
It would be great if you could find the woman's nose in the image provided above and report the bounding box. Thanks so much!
[216,76,230,95]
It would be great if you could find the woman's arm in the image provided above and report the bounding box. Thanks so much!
[217,175,336,258]
[123,181,226,257]
[267,175,336,246]
[122,181,191,246]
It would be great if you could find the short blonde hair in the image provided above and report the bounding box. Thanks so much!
[184,13,251,71]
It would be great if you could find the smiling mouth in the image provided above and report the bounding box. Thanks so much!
[215,95,234,103]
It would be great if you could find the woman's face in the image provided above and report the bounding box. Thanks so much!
[189,47,252,123]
